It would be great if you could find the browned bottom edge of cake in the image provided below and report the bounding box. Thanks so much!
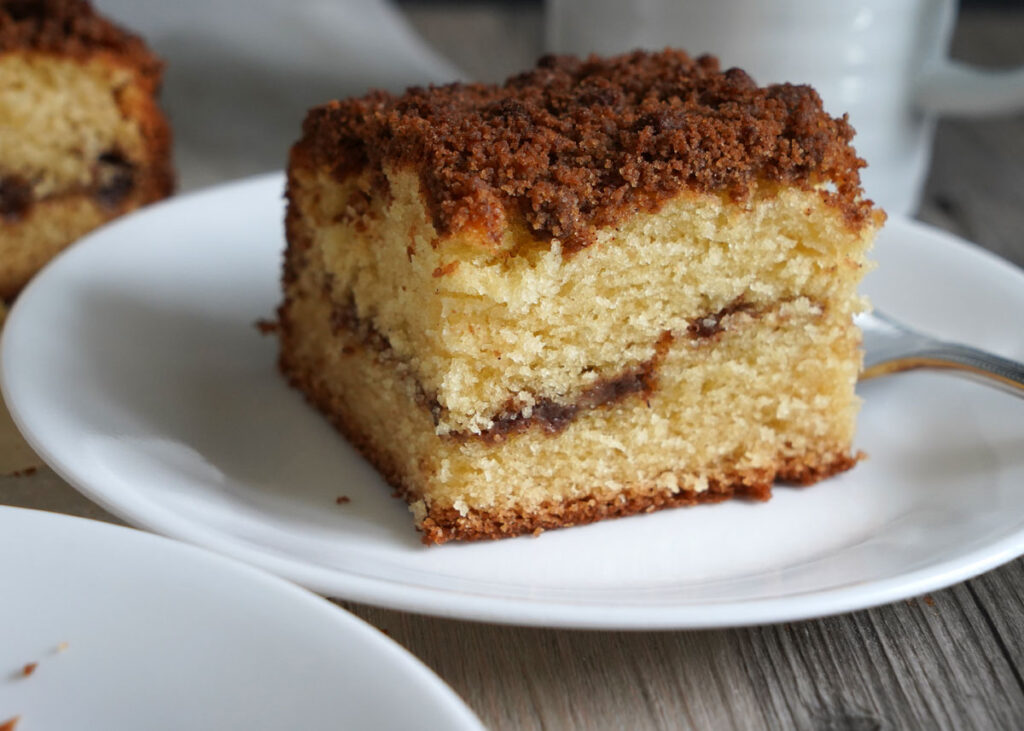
[278,341,860,546]
[412,450,859,544]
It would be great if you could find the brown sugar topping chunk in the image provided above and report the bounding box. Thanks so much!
[0,0,163,81]
[0,175,33,220]
[300,50,874,251]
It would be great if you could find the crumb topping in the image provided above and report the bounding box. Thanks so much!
[0,0,162,81]
[300,49,875,251]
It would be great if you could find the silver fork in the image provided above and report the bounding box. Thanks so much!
[857,310,1024,398]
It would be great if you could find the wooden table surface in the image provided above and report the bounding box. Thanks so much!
[3,4,1024,729]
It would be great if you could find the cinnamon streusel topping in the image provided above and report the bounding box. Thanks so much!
[0,0,161,81]
[299,49,875,252]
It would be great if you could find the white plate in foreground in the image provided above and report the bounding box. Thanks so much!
[4,174,1024,629]
[0,506,482,730]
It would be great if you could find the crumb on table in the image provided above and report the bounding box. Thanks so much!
[335,495,351,505]
[21,662,36,677]
[0,716,20,731]
[254,318,279,334]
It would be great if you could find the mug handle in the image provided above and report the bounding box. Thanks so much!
[915,60,1024,116]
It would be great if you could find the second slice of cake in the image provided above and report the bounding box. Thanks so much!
[0,0,173,299]
[280,50,883,544]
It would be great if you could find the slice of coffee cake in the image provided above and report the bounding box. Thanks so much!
[0,0,173,299]
[279,50,883,544]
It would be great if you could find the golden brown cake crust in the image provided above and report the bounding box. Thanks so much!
[299,49,875,252]
[415,450,859,545]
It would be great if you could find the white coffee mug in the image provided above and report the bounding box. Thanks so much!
[546,0,1024,216]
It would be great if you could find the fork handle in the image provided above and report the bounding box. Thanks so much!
[861,344,1024,399]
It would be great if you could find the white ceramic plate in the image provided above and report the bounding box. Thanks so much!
[4,174,1023,629]
[0,506,482,730]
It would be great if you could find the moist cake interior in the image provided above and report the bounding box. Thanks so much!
[279,50,882,543]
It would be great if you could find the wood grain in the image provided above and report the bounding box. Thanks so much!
[337,582,1024,730]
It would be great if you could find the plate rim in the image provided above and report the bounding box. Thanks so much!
[4,172,1024,630]
[0,505,485,729]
